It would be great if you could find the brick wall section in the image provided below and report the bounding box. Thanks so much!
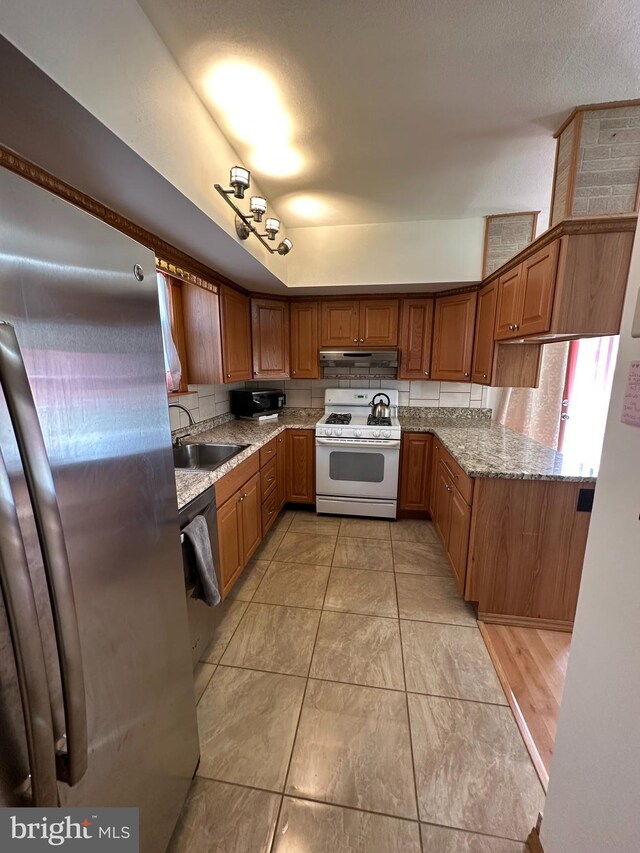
[484,213,537,276]
[551,120,575,225]
[572,106,640,216]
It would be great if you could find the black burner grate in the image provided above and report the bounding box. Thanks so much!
[326,413,352,425]
[367,416,392,426]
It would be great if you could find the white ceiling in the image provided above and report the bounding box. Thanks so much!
[138,0,640,229]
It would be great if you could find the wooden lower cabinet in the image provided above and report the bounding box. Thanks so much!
[216,458,262,598]
[433,460,452,544]
[399,433,432,513]
[276,433,287,509]
[216,492,244,596]
[286,429,315,504]
[240,472,261,562]
[447,486,471,594]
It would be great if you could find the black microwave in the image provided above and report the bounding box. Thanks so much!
[230,389,286,418]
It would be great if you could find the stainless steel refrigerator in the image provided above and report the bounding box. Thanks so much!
[0,167,200,850]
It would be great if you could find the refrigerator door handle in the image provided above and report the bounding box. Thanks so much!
[0,322,88,786]
[0,447,59,805]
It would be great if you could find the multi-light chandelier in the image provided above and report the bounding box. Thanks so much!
[214,166,293,255]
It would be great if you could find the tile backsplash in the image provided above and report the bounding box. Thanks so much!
[168,382,244,429]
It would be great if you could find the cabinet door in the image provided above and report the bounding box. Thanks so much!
[495,266,522,340]
[290,301,320,378]
[217,492,243,596]
[166,276,190,393]
[320,301,359,347]
[220,285,253,382]
[471,281,498,385]
[240,472,262,563]
[181,282,223,385]
[433,462,452,545]
[398,298,434,379]
[359,299,399,346]
[518,241,559,336]
[431,292,477,382]
[286,429,316,504]
[276,433,287,509]
[399,433,432,512]
[251,298,290,379]
[447,486,471,596]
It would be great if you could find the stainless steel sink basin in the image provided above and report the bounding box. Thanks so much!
[173,442,249,471]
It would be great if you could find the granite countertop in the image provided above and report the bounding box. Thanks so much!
[174,407,597,511]
[173,409,321,510]
[401,416,598,483]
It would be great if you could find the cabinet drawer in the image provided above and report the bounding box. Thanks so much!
[215,451,260,507]
[439,444,474,505]
[259,437,278,467]
[262,489,279,535]
[261,455,278,501]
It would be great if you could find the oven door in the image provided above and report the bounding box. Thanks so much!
[315,437,400,500]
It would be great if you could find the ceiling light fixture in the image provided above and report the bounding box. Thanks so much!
[215,166,293,256]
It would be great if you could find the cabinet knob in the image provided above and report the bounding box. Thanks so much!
[255,371,260,375]
[227,372,231,378]
[514,324,520,331]
[483,373,487,380]
[464,372,469,378]
[239,495,245,502]
[292,371,296,375]
[353,338,358,343]
[424,371,429,376]
[359,338,364,343]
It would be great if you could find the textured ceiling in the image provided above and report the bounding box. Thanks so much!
[137,0,640,228]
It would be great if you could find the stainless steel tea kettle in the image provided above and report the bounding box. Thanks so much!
[370,393,391,419]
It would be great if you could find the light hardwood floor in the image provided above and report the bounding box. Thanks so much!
[480,623,571,790]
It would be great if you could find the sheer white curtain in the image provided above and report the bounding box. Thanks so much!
[156,272,182,393]
[494,342,569,450]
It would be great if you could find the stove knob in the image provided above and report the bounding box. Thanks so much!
[372,429,381,437]
[335,428,343,436]
[382,430,391,438]
[326,428,334,436]
[355,429,362,437]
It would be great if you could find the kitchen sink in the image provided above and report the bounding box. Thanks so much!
[173,442,249,471]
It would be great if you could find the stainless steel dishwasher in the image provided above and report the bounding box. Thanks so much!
[178,485,221,667]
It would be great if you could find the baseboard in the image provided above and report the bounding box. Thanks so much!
[526,826,545,852]
[478,612,573,632]
[478,622,549,790]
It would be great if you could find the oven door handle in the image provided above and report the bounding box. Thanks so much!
[315,437,401,448]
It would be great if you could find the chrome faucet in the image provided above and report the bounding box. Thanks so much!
[169,403,195,446]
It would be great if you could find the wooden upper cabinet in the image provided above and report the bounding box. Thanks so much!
[431,292,477,382]
[320,299,399,347]
[181,282,223,385]
[495,266,522,340]
[398,298,434,379]
[290,301,320,379]
[471,282,497,385]
[165,276,190,393]
[251,298,290,379]
[219,285,253,383]
[399,433,432,513]
[518,241,559,337]
[320,301,359,346]
[359,299,399,346]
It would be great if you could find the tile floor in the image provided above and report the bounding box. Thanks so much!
[170,510,543,853]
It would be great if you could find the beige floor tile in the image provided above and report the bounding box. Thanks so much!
[273,798,421,853]
[390,519,439,543]
[287,679,417,818]
[200,600,248,663]
[408,694,544,840]
[227,559,269,601]
[332,537,394,571]
[290,512,341,536]
[324,567,398,617]
[253,527,286,560]
[310,611,404,689]
[396,575,476,626]
[197,666,305,791]
[168,778,280,853]
[220,603,320,676]
[271,509,296,533]
[253,561,330,608]
[339,517,392,540]
[401,621,506,704]
[273,531,336,565]
[393,540,451,576]
[193,662,216,704]
[420,823,525,852]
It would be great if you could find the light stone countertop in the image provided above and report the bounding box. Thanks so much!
[174,407,597,511]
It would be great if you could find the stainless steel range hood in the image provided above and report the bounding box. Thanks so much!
[319,348,399,368]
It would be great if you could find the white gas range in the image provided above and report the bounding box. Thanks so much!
[315,389,401,519]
